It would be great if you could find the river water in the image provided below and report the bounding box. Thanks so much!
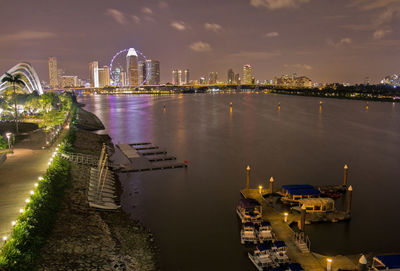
[79,93,400,270]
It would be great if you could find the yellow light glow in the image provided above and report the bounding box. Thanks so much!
[327,258,332,263]
[2,236,7,241]
[30,190,34,195]
[284,212,288,216]
[11,221,16,226]
[34,183,38,187]
[19,209,23,213]
[38,177,43,181]
[25,199,30,203]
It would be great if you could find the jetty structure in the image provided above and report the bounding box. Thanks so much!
[116,142,187,172]
[238,165,358,271]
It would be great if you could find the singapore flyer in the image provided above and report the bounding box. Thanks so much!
[109,47,148,87]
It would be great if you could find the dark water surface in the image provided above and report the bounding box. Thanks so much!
[79,93,400,270]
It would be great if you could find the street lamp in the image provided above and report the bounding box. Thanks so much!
[327,258,333,271]
[5,132,11,149]
[283,212,288,223]
[258,185,263,194]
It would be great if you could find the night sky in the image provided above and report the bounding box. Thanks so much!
[0,0,399,84]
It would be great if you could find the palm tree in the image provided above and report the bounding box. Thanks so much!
[1,73,25,134]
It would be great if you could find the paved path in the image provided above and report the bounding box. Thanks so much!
[0,129,63,243]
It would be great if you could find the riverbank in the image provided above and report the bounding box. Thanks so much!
[35,108,157,270]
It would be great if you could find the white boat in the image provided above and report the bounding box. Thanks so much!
[236,198,262,224]
[240,222,258,244]
[248,243,278,271]
[270,241,290,264]
[258,221,274,242]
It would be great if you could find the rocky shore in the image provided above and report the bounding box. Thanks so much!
[35,109,157,270]
[74,107,105,131]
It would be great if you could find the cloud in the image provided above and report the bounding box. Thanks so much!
[284,64,312,70]
[373,29,391,39]
[189,41,211,52]
[159,1,168,8]
[171,21,188,31]
[105,9,126,25]
[204,23,222,32]
[142,7,153,15]
[348,0,400,10]
[327,38,352,48]
[264,32,279,38]
[0,31,56,42]
[250,0,310,10]
[131,15,141,24]
[229,50,281,59]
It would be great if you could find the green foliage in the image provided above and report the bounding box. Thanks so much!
[59,105,77,153]
[0,150,72,270]
[0,136,8,150]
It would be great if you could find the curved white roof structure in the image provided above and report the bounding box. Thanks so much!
[0,62,43,94]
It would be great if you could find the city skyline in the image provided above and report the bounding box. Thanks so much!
[0,0,399,84]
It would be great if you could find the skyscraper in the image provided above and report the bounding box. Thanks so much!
[146,60,160,85]
[89,61,99,88]
[178,70,183,85]
[227,69,234,84]
[183,69,190,85]
[172,70,178,85]
[235,73,240,84]
[98,66,110,87]
[126,48,138,87]
[138,61,147,85]
[243,64,252,84]
[208,72,218,84]
[48,57,58,88]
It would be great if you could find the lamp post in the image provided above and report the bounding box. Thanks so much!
[246,165,250,190]
[327,258,333,271]
[258,185,263,194]
[5,132,11,149]
[283,212,288,223]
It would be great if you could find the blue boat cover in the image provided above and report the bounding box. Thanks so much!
[289,263,304,271]
[376,255,400,269]
[261,221,271,227]
[282,184,314,190]
[257,243,270,251]
[244,222,254,227]
[286,188,320,196]
[274,241,286,248]
[239,198,260,209]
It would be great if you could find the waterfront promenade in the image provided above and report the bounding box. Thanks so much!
[0,129,62,243]
[242,189,358,271]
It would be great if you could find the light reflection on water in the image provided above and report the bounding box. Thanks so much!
[80,93,400,270]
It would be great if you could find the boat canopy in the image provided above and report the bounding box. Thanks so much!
[289,263,304,271]
[244,222,255,227]
[261,221,271,227]
[374,255,400,269]
[238,198,260,209]
[282,184,314,190]
[274,241,286,248]
[286,188,320,196]
[257,243,270,251]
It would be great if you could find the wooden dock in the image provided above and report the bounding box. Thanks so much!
[241,189,357,271]
[116,143,187,172]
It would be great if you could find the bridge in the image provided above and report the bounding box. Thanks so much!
[47,83,277,94]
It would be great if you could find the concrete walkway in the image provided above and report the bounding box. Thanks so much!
[242,189,358,271]
[0,128,63,244]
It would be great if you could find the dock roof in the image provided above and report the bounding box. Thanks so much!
[375,255,400,269]
[286,188,320,196]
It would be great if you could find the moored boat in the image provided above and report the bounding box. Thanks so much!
[279,185,320,205]
[241,222,258,244]
[258,221,274,242]
[248,243,278,271]
[237,198,262,224]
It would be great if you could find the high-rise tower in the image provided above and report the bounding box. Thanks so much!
[48,57,58,88]
[89,61,99,88]
[243,64,252,84]
[227,68,234,84]
[126,48,139,87]
[146,60,160,85]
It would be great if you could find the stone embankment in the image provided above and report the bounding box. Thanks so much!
[75,107,105,131]
[36,107,156,270]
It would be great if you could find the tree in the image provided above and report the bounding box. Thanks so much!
[1,73,25,134]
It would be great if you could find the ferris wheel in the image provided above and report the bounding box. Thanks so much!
[109,47,148,87]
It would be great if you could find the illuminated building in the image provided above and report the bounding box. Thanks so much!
[146,60,160,85]
[172,70,178,84]
[235,73,240,84]
[60,76,78,88]
[48,57,58,88]
[227,69,234,84]
[120,71,126,86]
[126,48,138,86]
[208,72,218,84]
[98,66,110,87]
[242,64,252,84]
[138,61,147,85]
[89,61,99,88]
[183,69,190,84]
